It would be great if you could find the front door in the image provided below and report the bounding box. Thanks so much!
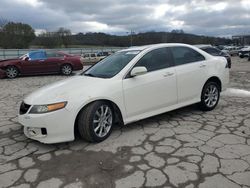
[20,51,47,74]
[123,47,177,119]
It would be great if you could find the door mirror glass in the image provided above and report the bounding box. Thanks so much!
[130,66,147,77]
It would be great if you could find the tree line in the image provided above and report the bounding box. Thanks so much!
[0,21,232,49]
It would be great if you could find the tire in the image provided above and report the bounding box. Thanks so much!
[77,101,114,142]
[199,82,220,111]
[61,64,72,75]
[6,66,19,78]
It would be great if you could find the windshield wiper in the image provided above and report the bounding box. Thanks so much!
[83,73,97,77]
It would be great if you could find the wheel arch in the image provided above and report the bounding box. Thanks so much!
[4,64,20,71]
[74,99,124,137]
[61,62,73,68]
[203,76,222,92]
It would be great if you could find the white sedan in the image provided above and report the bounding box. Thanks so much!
[18,43,229,144]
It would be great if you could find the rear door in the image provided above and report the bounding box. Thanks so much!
[44,51,64,72]
[170,46,207,104]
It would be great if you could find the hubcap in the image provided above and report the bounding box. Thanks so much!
[204,84,218,107]
[6,67,18,78]
[93,105,112,137]
[62,65,72,75]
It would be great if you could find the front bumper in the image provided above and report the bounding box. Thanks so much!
[0,69,6,78]
[18,106,75,144]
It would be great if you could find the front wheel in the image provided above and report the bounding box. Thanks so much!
[77,101,114,142]
[6,66,19,78]
[61,64,72,75]
[199,82,220,111]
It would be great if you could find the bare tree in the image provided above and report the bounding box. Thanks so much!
[56,27,72,47]
[0,17,8,31]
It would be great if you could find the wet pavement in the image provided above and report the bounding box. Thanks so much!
[0,56,250,188]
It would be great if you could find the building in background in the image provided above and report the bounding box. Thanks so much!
[232,35,250,46]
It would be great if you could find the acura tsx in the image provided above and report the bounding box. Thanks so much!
[18,43,229,144]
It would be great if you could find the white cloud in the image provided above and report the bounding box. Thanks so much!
[0,0,249,36]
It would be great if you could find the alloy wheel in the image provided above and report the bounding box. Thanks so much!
[62,65,72,75]
[6,67,18,78]
[93,105,112,137]
[204,84,219,108]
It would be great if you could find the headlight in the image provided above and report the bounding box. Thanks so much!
[29,102,67,114]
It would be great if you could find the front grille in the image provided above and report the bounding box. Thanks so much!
[19,102,31,115]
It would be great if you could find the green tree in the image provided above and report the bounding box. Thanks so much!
[35,32,61,48]
[1,22,35,48]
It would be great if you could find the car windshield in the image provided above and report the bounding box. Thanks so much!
[83,50,141,78]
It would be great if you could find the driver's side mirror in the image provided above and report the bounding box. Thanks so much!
[130,66,148,77]
[24,57,29,61]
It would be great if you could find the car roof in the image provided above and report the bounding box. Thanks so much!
[119,43,203,52]
[193,44,212,49]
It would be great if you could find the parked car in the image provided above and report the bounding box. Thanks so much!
[18,43,229,144]
[238,46,250,58]
[81,53,106,64]
[97,51,110,57]
[196,45,231,68]
[222,46,242,56]
[0,50,83,78]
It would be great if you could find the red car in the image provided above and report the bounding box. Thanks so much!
[0,50,83,78]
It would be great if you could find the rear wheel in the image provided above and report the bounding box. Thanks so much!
[61,64,72,75]
[77,101,114,142]
[6,66,19,78]
[199,82,220,111]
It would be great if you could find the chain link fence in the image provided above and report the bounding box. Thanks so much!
[0,47,126,60]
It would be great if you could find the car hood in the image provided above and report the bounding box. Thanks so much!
[24,75,109,105]
[0,58,19,63]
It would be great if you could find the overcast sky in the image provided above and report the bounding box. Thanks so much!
[0,0,249,37]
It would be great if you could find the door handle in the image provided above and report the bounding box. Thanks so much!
[199,64,206,68]
[163,72,174,77]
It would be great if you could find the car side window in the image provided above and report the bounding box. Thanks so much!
[84,54,89,58]
[29,51,46,61]
[171,47,205,66]
[135,47,173,72]
[91,54,96,57]
[46,52,57,58]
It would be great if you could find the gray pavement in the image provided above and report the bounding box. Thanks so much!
[0,57,250,188]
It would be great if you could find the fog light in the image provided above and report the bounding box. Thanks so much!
[27,127,40,136]
[26,127,47,137]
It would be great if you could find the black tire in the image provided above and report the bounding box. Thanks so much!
[77,101,114,142]
[6,66,19,78]
[199,82,220,111]
[61,64,72,75]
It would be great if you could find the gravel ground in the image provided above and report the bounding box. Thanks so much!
[0,56,250,188]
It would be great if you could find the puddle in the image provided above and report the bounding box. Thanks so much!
[221,88,250,97]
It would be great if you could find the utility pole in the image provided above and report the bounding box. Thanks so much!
[127,30,135,47]
[130,30,133,47]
